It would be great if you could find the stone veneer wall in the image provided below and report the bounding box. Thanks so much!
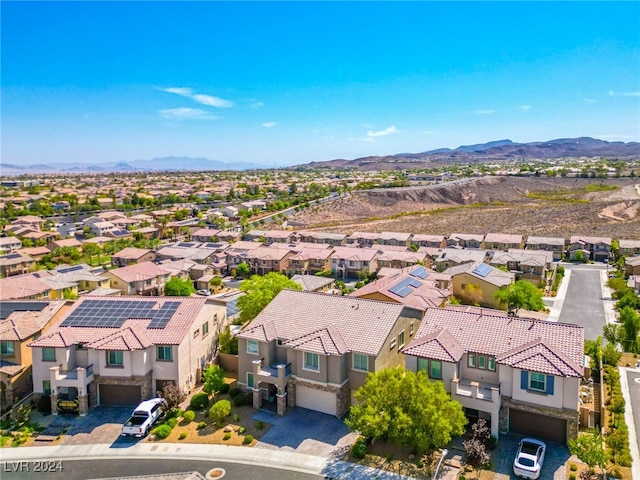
[88,371,153,407]
[499,396,579,443]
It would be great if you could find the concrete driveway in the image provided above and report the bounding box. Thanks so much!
[492,434,572,480]
[253,407,358,457]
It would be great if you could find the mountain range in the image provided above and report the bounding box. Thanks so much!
[1,137,639,175]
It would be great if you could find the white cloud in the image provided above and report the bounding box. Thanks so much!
[474,109,495,115]
[519,105,531,112]
[583,98,597,104]
[620,91,640,97]
[161,87,233,108]
[366,125,398,138]
[261,122,277,128]
[159,108,219,121]
[251,101,265,108]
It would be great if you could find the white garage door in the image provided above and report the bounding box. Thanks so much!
[296,385,337,416]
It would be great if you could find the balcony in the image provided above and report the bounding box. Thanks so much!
[451,378,499,403]
[51,364,94,387]
[252,359,291,389]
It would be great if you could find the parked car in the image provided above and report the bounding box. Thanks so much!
[196,289,211,296]
[121,398,166,437]
[513,437,546,480]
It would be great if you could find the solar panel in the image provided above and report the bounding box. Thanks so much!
[58,265,84,274]
[0,302,49,319]
[409,279,423,288]
[3,253,22,260]
[472,263,493,278]
[147,301,181,329]
[178,242,195,248]
[395,286,413,298]
[60,299,178,328]
[410,266,429,279]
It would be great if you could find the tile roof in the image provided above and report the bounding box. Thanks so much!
[402,307,583,377]
[445,262,514,287]
[401,327,464,362]
[238,290,410,356]
[112,247,153,260]
[0,272,52,301]
[85,324,152,350]
[107,262,171,283]
[330,246,380,262]
[0,301,66,341]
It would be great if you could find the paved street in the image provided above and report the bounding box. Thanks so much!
[621,368,640,480]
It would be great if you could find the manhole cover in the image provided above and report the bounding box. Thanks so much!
[206,468,226,479]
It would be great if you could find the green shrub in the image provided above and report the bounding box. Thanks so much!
[36,395,52,414]
[197,421,206,430]
[233,413,240,422]
[153,424,172,439]
[233,394,246,407]
[238,426,246,434]
[243,434,254,444]
[223,432,231,440]
[209,399,232,424]
[569,474,576,480]
[219,383,231,395]
[351,439,367,459]
[228,387,239,398]
[166,417,178,428]
[182,410,196,423]
[178,432,187,440]
[570,464,578,472]
[256,420,264,430]
[190,392,209,410]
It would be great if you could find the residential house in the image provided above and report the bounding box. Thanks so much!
[224,241,263,272]
[29,296,226,415]
[351,265,452,310]
[216,230,243,243]
[0,252,36,278]
[49,238,83,252]
[296,231,347,246]
[377,232,413,247]
[329,246,380,279]
[290,275,335,293]
[237,290,423,416]
[0,301,67,411]
[275,244,333,276]
[155,244,217,265]
[619,240,640,258]
[347,232,380,247]
[10,216,44,231]
[410,234,446,249]
[402,307,584,444]
[0,237,23,254]
[105,229,134,240]
[625,256,640,276]
[221,206,239,218]
[569,236,612,262]
[262,230,296,245]
[445,262,515,310]
[489,250,553,285]
[17,247,51,261]
[89,221,117,237]
[376,250,427,270]
[0,272,52,301]
[525,236,567,261]
[56,223,78,240]
[483,233,524,252]
[447,233,485,249]
[190,228,221,243]
[50,264,111,295]
[106,262,172,296]
[111,247,157,268]
[244,246,291,275]
[435,248,488,271]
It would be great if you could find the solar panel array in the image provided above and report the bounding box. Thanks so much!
[178,242,196,248]
[3,253,22,260]
[410,266,430,279]
[388,277,423,298]
[110,229,130,237]
[57,265,84,274]
[61,299,181,329]
[472,263,493,278]
[0,302,49,320]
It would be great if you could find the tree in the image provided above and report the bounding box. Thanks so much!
[209,399,231,426]
[236,262,250,277]
[209,276,224,293]
[458,283,483,306]
[157,381,187,416]
[494,280,545,315]
[345,367,467,455]
[218,326,238,355]
[237,272,302,324]
[202,365,226,395]
[568,431,608,476]
[164,277,195,296]
[83,242,101,266]
[619,306,640,352]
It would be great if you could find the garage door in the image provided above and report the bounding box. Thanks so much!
[99,385,142,406]
[509,409,566,444]
[296,385,336,416]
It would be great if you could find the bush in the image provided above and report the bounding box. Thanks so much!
[233,413,240,422]
[197,421,206,430]
[569,474,576,480]
[158,382,187,416]
[223,432,231,440]
[219,383,230,395]
[153,424,172,439]
[570,464,578,471]
[209,399,232,424]
[182,410,196,423]
[233,394,246,407]
[190,392,209,411]
[256,420,264,430]
[238,426,246,434]
[178,432,187,440]
[243,434,254,444]
[37,394,52,414]
[351,439,367,459]
[166,417,178,428]
[228,387,239,398]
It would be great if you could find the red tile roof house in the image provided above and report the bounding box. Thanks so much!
[401,307,585,445]
[482,233,524,252]
[243,246,292,275]
[489,250,553,285]
[619,239,640,257]
[569,236,612,263]
[525,236,567,261]
[377,231,413,247]
[347,231,380,247]
[277,245,334,276]
[0,272,52,301]
[0,252,36,278]
[329,246,380,279]
[111,247,157,268]
[447,233,485,249]
[105,262,172,296]
[445,262,515,310]
[29,296,226,415]
[410,234,446,249]
[190,228,221,243]
[295,231,348,246]
[236,290,423,416]
[376,249,427,270]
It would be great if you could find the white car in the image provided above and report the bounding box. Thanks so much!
[513,438,546,479]
[196,289,211,296]
[121,398,166,437]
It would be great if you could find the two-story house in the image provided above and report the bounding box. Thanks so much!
[111,247,157,268]
[0,301,67,411]
[106,262,172,296]
[29,296,226,415]
[244,246,291,275]
[0,237,23,254]
[402,307,584,445]
[377,232,413,247]
[489,250,553,285]
[435,248,488,272]
[190,228,222,243]
[0,252,36,278]
[0,272,52,301]
[525,236,566,261]
[347,231,380,247]
[237,290,423,417]
[330,246,380,279]
[447,233,485,249]
[445,262,515,310]
[483,233,524,252]
[619,239,640,258]
[569,236,612,262]
[296,231,347,247]
[278,245,334,276]
[410,234,446,249]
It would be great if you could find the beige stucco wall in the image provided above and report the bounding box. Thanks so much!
[452,273,504,309]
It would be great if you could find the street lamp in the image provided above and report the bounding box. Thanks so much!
[434,448,449,480]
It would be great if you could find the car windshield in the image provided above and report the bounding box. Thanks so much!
[521,442,540,455]
[518,457,536,467]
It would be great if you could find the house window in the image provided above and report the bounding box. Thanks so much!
[107,350,123,367]
[390,338,397,350]
[478,355,486,370]
[398,331,405,348]
[247,372,255,388]
[157,346,172,361]
[276,339,284,347]
[202,321,209,337]
[0,341,15,356]
[304,352,319,371]
[42,348,56,362]
[247,340,258,354]
[430,360,442,380]
[529,372,546,392]
[488,357,496,372]
[467,353,476,368]
[352,353,368,372]
[43,380,51,395]
[409,321,414,337]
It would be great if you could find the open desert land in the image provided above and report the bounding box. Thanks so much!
[288,176,640,239]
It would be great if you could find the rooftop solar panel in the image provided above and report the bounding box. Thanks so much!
[61,299,178,328]
[57,265,84,274]
[410,266,429,279]
[0,302,49,320]
[3,253,23,260]
[472,263,493,278]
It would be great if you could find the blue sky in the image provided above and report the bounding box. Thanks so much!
[2,1,639,167]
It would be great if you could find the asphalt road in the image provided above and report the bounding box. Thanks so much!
[556,263,608,340]
[0,458,324,480]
